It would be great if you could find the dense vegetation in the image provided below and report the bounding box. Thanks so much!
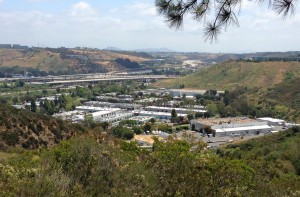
[115,58,141,69]
[198,86,300,122]
[0,127,300,196]
[219,126,300,196]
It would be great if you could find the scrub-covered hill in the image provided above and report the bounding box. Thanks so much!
[156,60,300,90]
[0,104,85,150]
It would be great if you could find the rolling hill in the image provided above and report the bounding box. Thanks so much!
[0,48,69,72]
[0,48,152,75]
[156,60,300,90]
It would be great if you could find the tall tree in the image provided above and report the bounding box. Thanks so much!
[171,109,178,123]
[30,99,37,112]
[155,0,297,41]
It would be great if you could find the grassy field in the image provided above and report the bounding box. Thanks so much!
[156,61,300,90]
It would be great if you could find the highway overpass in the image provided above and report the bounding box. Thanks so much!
[0,74,176,86]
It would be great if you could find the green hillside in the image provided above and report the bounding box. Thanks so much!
[157,61,300,90]
[261,77,300,120]
[220,126,300,196]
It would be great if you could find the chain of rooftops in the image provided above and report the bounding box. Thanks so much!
[13,88,299,138]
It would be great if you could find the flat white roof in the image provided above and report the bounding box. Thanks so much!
[53,110,83,116]
[145,106,207,113]
[215,125,271,133]
[169,89,206,93]
[135,110,187,117]
[257,117,285,123]
[92,110,117,117]
[76,106,121,112]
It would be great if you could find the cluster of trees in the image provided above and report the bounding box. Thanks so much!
[0,80,25,90]
[0,137,254,196]
[192,86,295,121]
[170,109,189,124]
[39,95,68,115]
[0,66,48,78]
[115,58,141,69]
[0,66,79,77]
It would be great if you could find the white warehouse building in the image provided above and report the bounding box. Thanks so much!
[76,106,121,113]
[134,110,187,119]
[215,125,272,137]
[91,110,133,125]
[144,106,207,114]
[190,117,272,137]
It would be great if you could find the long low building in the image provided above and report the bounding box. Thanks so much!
[134,110,187,119]
[190,117,272,136]
[76,106,121,113]
[144,106,207,114]
[168,89,225,97]
[84,101,141,110]
[54,107,133,125]
[215,125,272,137]
[92,111,133,124]
[53,110,85,122]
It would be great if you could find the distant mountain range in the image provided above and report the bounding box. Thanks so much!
[103,47,176,53]
[133,48,176,53]
[104,47,124,51]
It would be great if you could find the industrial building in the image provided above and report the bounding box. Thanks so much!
[76,106,121,113]
[84,101,141,110]
[214,125,272,137]
[190,117,272,137]
[144,106,207,114]
[134,110,187,119]
[54,107,133,125]
[53,110,85,122]
[168,89,225,97]
[91,111,133,125]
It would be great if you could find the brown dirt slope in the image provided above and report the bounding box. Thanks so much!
[0,48,70,72]
[0,48,151,73]
[0,104,86,150]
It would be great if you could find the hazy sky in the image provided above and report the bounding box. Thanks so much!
[0,0,299,52]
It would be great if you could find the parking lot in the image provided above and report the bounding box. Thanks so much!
[176,131,268,148]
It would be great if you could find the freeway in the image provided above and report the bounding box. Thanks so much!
[43,75,173,85]
[0,74,176,85]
